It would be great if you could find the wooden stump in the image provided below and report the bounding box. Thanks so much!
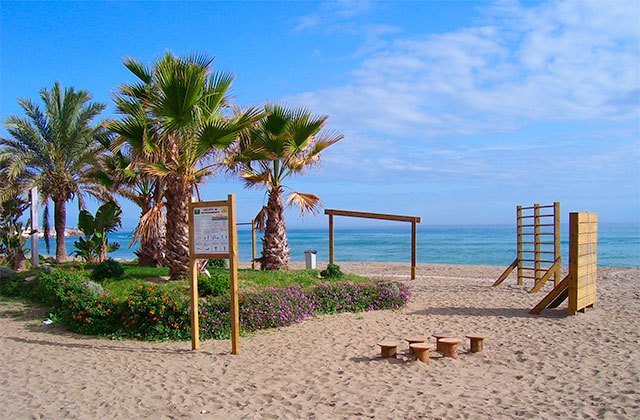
[466,335,487,353]
[409,343,433,364]
[438,338,463,359]
[405,337,428,355]
[378,341,400,359]
[432,331,454,353]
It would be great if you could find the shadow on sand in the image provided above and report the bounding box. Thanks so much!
[4,335,230,356]
[409,306,568,319]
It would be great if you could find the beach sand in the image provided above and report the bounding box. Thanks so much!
[1,263,638,419]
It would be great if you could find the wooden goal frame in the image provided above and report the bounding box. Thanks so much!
[493,202,561,292]
[324,209,421,279]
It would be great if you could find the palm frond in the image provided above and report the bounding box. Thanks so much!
[253,205,268,230]
[286,192,322,217]
[131,200,165,246]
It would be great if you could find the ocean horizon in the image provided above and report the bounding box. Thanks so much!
[32,222,640,268]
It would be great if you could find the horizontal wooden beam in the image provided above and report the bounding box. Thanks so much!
[324,209,421,223]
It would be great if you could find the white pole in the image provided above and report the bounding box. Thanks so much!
[30,188,39,268]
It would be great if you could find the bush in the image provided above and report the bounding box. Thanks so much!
[36,269,122,335]
[1,265,411,342]
[208,259,228,268]
[0,266,17,280]
[320,263,343,278]
[198,273,229,297]
[81,280,106,296]
[239,286,315,332]
[311,281,411,314]
[92,259,125,282]
[122,284,191,340]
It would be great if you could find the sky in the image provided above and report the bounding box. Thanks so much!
[1,0,639,230]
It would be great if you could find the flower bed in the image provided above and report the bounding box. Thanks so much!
[1,268,411,341]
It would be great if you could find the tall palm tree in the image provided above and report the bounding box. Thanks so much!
[112,52,263,279]
[226,104,344,271]
[0,82,108,261]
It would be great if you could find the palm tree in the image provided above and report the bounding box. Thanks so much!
[112,52,263,279]
[0,165,30,270]
[0,82,108,261]
[226,104,344,270]
[92,133,166,266]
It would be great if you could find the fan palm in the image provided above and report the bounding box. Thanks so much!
[226,104,343,270]
[111,52,263,279]
[94,130,166,266]
[0,82,108,261]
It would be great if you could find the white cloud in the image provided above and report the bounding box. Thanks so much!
[295,0,372,32]
[289,0,640,141]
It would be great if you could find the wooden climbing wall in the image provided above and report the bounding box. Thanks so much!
[530,212,598,316]
[569,212,597,314]
[493,202,561,292]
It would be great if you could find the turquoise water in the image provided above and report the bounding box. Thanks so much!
[35,223,639,267]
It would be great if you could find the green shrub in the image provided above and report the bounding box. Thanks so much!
[81,280,106,296]
[91,259,125,282]
[0,266,17,280]
[320,263,344,278]
[208,259,228,269]
[122,284,190,340]
[35,269,122,335]
[198,273,229,297]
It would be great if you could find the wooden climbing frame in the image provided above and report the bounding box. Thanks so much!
[325,209,421,279]
[530,212,597,315]
[493,202,561,292]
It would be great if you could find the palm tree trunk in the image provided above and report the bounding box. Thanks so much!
[260,187,290,270]
[165,176,190,279]
[12,245,26,271]
[54,199,67,261]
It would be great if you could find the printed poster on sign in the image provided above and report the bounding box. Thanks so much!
[193,206,229,254]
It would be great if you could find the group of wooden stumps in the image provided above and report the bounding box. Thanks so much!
[378,332,487,363]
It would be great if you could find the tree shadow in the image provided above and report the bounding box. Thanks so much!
[4,336,227,356]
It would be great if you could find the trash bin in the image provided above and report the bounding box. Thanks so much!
[304,250,317,270]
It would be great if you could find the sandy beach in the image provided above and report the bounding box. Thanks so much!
[1,262,638,419]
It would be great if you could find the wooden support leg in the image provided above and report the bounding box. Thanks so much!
[466,335,486,353]
[438,338,463,359]
[378,342,399,359]
[410,343,433,364]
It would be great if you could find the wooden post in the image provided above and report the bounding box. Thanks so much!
[553,202,561,286]
[411,220,417,279]
[516,205,523,285]
[189,256,200,350]
[328,214,334,264]
[228,195,240,355]
[30,188,39,268]
[188,196,200,351]
[568,212,579,315]
[534,203,541,287]
[251,219,257,270]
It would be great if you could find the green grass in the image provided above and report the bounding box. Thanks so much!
[99,265,368,298]
[15,261,368,299]
[122,264,169,279]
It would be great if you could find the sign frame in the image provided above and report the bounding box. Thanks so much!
[188,194,240,354]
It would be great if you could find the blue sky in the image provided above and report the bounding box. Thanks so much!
[1,0,639,230]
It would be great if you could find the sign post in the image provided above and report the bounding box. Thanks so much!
[188,194,240,354]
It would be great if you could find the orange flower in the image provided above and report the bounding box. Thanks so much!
[136,284,143,290]
[152,317,158,321]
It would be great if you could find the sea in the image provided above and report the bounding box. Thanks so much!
[33,223,640,267]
